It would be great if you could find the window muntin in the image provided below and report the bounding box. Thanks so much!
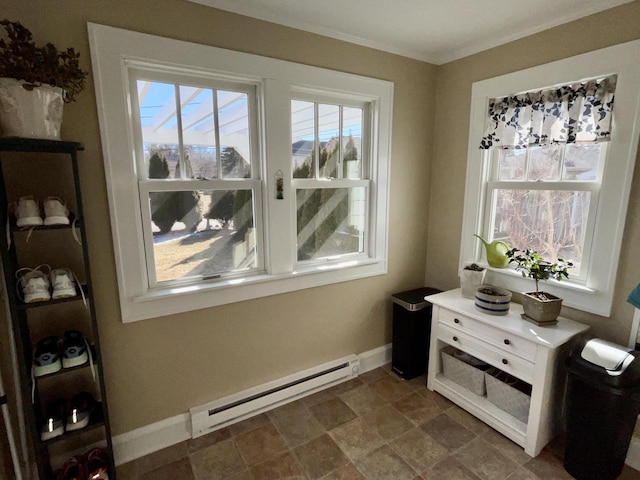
[486,144,604,279]
[132,72,261,288]
[291,98,369,265]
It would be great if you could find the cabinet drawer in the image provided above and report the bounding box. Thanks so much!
[438,323,535,383]
[440,309,537,362]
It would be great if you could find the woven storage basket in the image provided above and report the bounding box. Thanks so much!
[485,368,531,423]
[441,346,488,396]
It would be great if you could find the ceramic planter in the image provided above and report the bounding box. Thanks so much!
[521,291,563,324]
[474,286,512,315]
[459,268,486,298]
[0,78,64,139]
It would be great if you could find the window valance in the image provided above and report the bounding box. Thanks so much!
[480,75,616,149]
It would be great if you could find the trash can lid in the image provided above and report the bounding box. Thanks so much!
[581,338,635,375]
[391,287,441,311]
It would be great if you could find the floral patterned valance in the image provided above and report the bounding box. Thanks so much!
[480,75,616,149]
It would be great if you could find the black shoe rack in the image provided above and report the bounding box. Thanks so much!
[0,138,115,479]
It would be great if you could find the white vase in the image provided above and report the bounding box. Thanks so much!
[0,78,64,140]
[459,268,486,298]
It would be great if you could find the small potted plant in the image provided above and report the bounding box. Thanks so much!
[506,248,573,324]
[459,263,486,298]
[0,19,87,139]
[474,285,512,315]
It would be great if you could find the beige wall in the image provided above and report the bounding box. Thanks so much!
[426,2,640,346]
[3,0,436,434]
[3,0,639,454]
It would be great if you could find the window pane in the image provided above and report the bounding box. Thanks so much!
[318,104,340,179]
[491,189,590,275]
[342,107,362,179]
[527,145,561,181]
[497,149,525,181]
[180,86,216,180]
[291,100,315,178]
[138,81,180,178]
[218,91,251,178]
[563,144,601,181]
[148,189,256,282]
[296,187,365,261]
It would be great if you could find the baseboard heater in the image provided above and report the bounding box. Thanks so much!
[190,355,360,438]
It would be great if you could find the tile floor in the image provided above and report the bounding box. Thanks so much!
[115,365,640,480]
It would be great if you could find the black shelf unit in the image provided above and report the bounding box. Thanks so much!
[0,138,116,479]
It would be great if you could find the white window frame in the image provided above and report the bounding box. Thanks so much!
[88,23,392,323]
[290,91,372,266]
[128,69,264,288]
[460,39,640,317]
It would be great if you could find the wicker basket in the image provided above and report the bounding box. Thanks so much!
[485,368,532,423]
[441,346,489,396]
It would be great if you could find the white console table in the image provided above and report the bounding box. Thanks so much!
[426,289,590,456]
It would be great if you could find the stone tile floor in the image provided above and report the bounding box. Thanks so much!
[116,365,640,479]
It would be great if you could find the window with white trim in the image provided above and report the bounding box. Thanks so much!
[291,97,370,263]
[130,72,262,287]
[88,24,392,322]
[460,40,640,317]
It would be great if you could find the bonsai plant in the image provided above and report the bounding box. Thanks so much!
[459,263,486,298]
[506,248,573,324]
[0,19,87,139]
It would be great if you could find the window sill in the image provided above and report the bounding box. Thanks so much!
[125,258,386,323]
[481,266,610,317]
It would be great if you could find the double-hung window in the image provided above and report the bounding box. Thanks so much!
[130,71,262,287]
[460,40,640,316]
[291,97,369,263]
[88,24,392,322]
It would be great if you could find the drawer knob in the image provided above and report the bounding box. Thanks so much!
[504,339,510,345]
[452,336,458,342]
[454,318,460,324]
[502,358,508,365]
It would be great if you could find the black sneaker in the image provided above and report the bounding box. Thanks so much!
[33,336,61,377]
[66,392,95,432]
[41,399,66,441]
[61,330,88,369]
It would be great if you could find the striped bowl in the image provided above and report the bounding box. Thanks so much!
[474,286,512,315]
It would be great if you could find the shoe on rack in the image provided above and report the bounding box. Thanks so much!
[33,336,61,377]
[40,399,66,441]
[51,268,78,299]
[43,196,71,226]
[66,391,95,432]
[16,265,51,303]
[14,196,43,227]
[61,330,89,369]
[55,455,85,480]
[86,447,109,480]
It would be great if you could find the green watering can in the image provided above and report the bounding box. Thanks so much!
[474,234,510,268]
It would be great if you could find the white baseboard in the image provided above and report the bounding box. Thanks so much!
[112,343,392,466]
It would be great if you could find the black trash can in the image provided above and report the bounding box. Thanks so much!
[564,338,640,480]
[391,287,441,380]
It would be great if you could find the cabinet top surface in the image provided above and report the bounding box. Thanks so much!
[427,289,590,347]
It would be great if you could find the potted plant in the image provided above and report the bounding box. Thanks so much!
[0,19,87,139]
[506,248,573,324]
[474,285,512,315]
[459,263,486,298]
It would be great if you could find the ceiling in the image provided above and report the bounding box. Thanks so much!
[187,0,633,64]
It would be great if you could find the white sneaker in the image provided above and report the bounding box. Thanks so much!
[43,197,70,225]
[16,266,51,303]
[51,268,78,299]
[14,196,43,227]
